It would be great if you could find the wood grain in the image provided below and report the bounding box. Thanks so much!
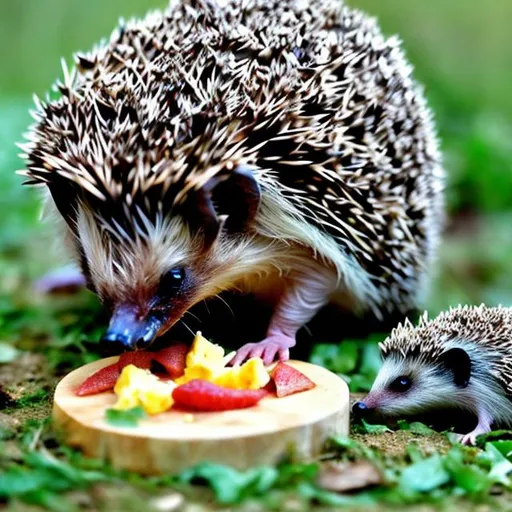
[53,358,349,474]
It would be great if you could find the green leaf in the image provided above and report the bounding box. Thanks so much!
[405,443,424,464]
[0,451,109,500]
[360,419,392,435]
[481,443,512,485]
[398,454,451,494]
[444,447,492,496]
[178,463,278,504]
[489,440,512,460]
[475,429,512,445]
[105,406,146,428]
[296,481,377,507]
[275,462,318,486]
[0,342,19,363]
[398,420,435,436]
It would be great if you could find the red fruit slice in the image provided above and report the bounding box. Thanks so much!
[118,351,154,370]
[152,344,189,379]
[76,363,120,396]
[271,363,316,397]
[172,380,267,411]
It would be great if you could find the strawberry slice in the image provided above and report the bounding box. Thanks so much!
[172,380,267,411]
[118,351,154,370]
[76,363,120,396]
[152,344,189,379]
[271,363,315,397]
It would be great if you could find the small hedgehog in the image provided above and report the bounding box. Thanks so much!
[18,0,443,364]
[354,305,512,445]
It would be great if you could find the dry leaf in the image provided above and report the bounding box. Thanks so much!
[317,460,383,493]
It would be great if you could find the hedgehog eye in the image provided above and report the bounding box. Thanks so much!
[389,375,412,392]
[159,267,186,295]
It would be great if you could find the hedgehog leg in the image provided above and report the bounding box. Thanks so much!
[457,407,493,446]
[232,265,336,365]
[34,265,87,294]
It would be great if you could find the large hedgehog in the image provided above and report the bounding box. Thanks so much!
[19,0,444,364]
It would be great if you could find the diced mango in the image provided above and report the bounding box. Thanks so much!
[113,364,175,415]
[175,334,271,390]
[174,364,218,385]
[175,332,229,385]
[138,386,175,415]
[214,358,270,390]
[235,358,271,390]
[186,331,225,368]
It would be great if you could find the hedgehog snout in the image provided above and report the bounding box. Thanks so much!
[352,400,373,417]
[100,304,162,354]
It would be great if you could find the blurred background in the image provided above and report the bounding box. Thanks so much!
[0,0,511,363]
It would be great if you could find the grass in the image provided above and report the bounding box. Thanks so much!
[1,0,512,510]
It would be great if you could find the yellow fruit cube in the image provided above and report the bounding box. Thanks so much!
[138,384,175,415]
[213,368,239,389]
[236,358,271,390]
[113,365,175,415]
[174,364,217,385]
[186,331,225,368]
[175,332,229,385]
[214,358,270,390]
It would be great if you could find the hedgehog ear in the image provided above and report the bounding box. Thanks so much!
[440,348,471,388]
[186,164,261,248]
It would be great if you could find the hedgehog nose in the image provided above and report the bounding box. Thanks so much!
[352,401,369,416]
[100,331,135,353]
[100,305,163,354]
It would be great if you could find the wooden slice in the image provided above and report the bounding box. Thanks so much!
[53,358,349,475]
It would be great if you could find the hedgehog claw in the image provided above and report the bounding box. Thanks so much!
[457,432,478,446]
[456,411,492,445]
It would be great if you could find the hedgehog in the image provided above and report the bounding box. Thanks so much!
[353,305,512,445]
[18,0,444,365]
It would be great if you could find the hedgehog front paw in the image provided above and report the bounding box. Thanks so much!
[456,432,478,446]
[231,335,296,366]
[456,426,491,446]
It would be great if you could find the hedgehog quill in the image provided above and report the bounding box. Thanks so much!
[354,305,512,445]
[19,0,443,364]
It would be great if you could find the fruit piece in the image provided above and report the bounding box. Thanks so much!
[172,379,267,411]
[175,332,227,385]
[153,344,189,378]
[113,364,175,415]
[175,364,218,385]
[118,351,154,370]
[76,363,120,396]
[271,363,316,397]
[186,331,225,367]
[235,358,271,389]
[214,358,270,390]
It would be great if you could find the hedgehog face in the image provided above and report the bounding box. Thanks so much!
[354,348,474,417]
[75,209,205,351]
[69,165,262,352]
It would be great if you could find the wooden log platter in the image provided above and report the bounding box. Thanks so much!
[53,358,350,475]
